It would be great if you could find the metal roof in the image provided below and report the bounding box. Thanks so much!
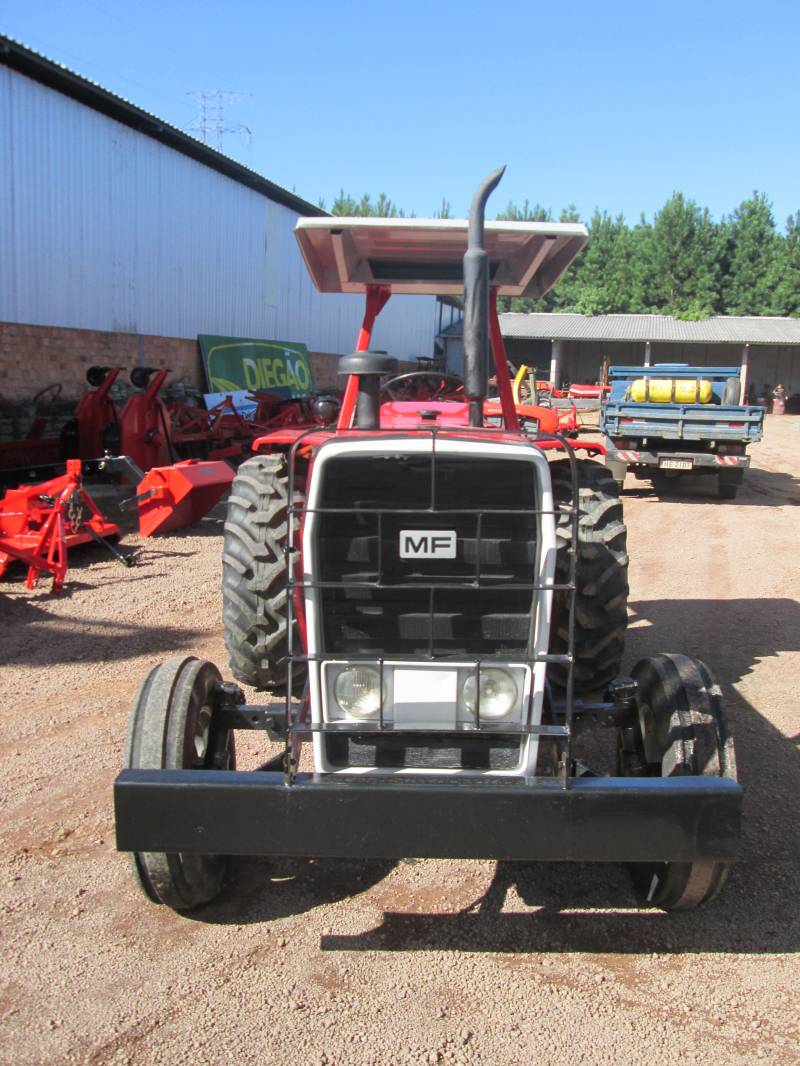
[295,217,588,297]
[0,33,326,218]
[497,313,800,346]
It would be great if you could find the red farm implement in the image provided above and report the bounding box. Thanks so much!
[0,453,234,592]
[108,456,235,538]
[167,390,322,462]
[1,363,236,550]
[0,459,125,592]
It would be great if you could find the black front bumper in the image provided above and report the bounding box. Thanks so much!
[114,770,741,863]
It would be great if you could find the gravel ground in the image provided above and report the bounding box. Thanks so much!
[1,417,798,1066]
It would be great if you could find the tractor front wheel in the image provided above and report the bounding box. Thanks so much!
[222,454,304,693]
[123,656,235,911]
[619,652,738,910]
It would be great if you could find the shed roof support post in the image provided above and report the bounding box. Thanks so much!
[644,341,652,367]
[550,339,561,388]
[740,344,750,404]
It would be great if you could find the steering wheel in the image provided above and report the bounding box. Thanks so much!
[32,383,63,407]
[382,372,464,402]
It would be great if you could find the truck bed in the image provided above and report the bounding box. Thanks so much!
[602,401,764,443]
[601,365,764,444]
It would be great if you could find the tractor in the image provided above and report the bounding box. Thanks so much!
[115,168,740,914]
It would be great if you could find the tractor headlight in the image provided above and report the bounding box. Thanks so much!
[334,666,384,718]
[462,668,518,721]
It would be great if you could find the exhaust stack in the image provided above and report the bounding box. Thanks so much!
[463,166,505,427]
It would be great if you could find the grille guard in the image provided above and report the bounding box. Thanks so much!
[283,425,583,784]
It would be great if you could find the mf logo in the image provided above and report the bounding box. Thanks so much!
[399,529,457,560]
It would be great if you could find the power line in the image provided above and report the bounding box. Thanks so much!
[0,19,196,116]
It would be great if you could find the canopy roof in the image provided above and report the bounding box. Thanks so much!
[294,217,588,298]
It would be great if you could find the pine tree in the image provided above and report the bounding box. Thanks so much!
[563,211,638,314]
[723,193,778,314]
[771,212,800,316]
[496,200,552,222]
[646,193,721,317]
[330,190,402,217]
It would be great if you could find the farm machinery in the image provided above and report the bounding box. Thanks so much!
[0,366,238,590]
[0,459,127,592]
[1,361,331,479]
[0,360,312,587]
[0,453,234,590]
[114,168,741,914]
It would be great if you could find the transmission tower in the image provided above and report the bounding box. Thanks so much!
[186,90,252,152]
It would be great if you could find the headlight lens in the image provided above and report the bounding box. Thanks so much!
[462,668,518,720]
[334,666,384,718]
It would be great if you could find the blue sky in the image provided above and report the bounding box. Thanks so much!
[2,0,799,228]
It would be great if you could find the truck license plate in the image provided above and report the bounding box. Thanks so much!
[659,458,693,470]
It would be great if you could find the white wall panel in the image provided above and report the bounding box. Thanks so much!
[0,68,436,359]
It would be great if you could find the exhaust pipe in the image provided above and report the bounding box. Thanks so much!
[463,165,505,427]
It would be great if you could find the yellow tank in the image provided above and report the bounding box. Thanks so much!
[629,378,714,404]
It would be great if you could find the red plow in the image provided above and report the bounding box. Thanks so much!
[0,460,124,592]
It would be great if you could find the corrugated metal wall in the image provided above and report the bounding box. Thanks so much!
[0,68,435,358]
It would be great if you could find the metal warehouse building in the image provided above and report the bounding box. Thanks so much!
[442,313,800,404]
[0,36,437,404]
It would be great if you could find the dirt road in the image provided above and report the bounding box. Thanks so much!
[1,418,798,1065]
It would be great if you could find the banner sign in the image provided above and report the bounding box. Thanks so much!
[198,336,314,399]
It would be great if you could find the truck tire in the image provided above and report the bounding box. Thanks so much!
[717,468,743,500]
[222,454,304,693]
[722,376,741,405]
[549,458,629,695]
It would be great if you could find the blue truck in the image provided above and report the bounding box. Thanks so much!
[601,364,765,500]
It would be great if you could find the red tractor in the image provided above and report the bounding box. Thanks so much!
[115,169,740,914]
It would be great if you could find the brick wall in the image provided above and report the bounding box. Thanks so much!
[0,321,203,405]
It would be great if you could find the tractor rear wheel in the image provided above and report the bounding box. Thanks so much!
[222,454,304,693]
[620,653,738,910]
[549,458,629,694]
[123,656,234,911]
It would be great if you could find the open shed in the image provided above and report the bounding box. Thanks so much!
[441,313,800,406]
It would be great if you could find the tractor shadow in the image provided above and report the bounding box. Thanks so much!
[192,857,398,926]
[317,847,799,955]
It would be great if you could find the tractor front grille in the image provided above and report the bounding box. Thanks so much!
[315,452,539,659]
[299,444,542,772]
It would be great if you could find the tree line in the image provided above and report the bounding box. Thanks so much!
[320,189,800,319]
